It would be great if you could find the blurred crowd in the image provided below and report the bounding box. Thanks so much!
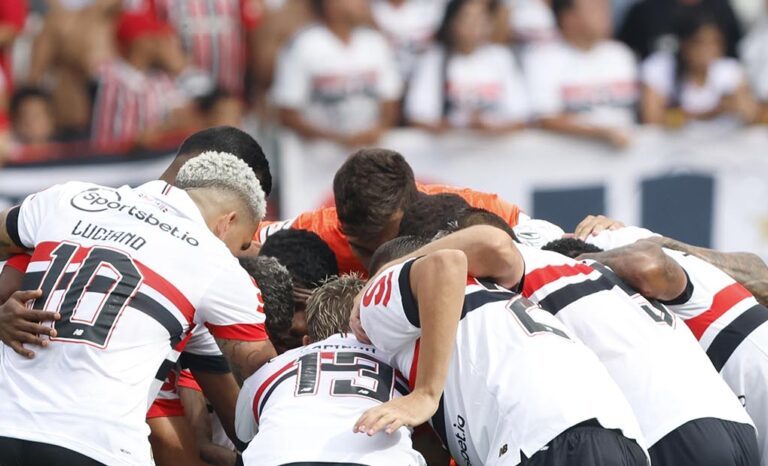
[1,0,768,164]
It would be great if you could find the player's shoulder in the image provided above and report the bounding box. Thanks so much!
[284,23,327,52]
[596,40,635,59]
[30,181,108,207]
[523,41,568,65]
[353,25,390,47]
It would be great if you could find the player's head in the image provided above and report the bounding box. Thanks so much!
[333,148,419,269]
[398,193,470,238]
[305,274,366,342]
[311,0,369,26]
[436,0,496,53]
[239,256,295,354]
[541,238,603,258]
[675,9,724,76]
[260,229,339,292]
[369,235,431,276]
[176,151,266,255]
[161,126,272,197]
[553,0,612,44]
[457,207,517,240]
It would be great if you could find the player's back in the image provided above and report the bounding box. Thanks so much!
[0,181,254,466]
[362,261,646,466]
[235,334,426,466]
[517,244,753,446]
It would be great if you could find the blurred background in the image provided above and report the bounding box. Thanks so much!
[1,0,768,257]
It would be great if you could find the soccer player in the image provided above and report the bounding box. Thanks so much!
[549,226,768,465]
[235,274,428,466]
[355,232,648,466]
[258,228,339,353]
[0,152,273,465]
[256,148,526,275]
[364,200,757,466]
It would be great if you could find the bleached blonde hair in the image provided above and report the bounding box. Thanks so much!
[176,151,266,222]
[306,273,366,341]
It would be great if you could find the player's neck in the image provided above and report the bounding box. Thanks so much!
[125,52,153,72]
[563,33,599,52]
[325,19,354,44]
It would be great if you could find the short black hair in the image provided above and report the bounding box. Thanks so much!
[457,207,517,241]
[239,256,295,348]
[333,148,419,239]
[195,88,237,114]
[10,86,52,120]
[176,126,272,196]
[398,193,469,238]
[369,235,431,275]
[259,229,339,289]
[552,0,575,24]
[541,238,603,259]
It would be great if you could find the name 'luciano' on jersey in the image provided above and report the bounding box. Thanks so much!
[71,220,147,251]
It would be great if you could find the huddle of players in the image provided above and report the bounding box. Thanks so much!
[0,125,766,466]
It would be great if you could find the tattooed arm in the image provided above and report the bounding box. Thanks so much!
[649,236,768,306]
[213,338,276,385]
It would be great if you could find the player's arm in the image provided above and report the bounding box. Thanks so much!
[212,338,275,386]
[355,250,467,436]
[648,236,768,307]
[580,240,689,301]
[396,225,524,289]
[190,370,243,450]
[178,384,238,466]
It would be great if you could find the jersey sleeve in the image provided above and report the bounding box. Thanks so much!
[235,370,261,442]
[271,38,309,109]
[404,48,442,124]
[359,260,422,355]
[179,325,231,373]
[11,183,74,249]
[498,48,531,123]
[586,226,660,251]
[254,217,297,244]
[523,45,564,117]
[372,32,403,101]
[197,263,269,342]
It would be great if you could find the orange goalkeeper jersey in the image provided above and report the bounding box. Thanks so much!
[255,183,523,276]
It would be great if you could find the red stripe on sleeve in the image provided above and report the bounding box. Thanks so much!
[522,263,595,297]
[5,254,31,273]
[685,283,753,340]
[205,322,268,341]
[253,360,296,423]
[408,339,421,391]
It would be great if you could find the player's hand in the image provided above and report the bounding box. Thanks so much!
[354,390,440,436]
[574,215,625,241]
[349,296,371,345]
[0,289,60,358]
[598,128,631,149]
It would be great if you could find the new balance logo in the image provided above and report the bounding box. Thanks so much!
[73,329,84,336]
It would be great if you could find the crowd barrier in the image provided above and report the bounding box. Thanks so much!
[2,127,768,259]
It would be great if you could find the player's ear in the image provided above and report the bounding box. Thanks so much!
[302,335,312,346]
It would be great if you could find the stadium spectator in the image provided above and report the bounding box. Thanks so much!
[370,0,445,79]
[506,0,559,45]
[405,0,529,133]
[641,12,758,127]
[9,86,56,149]
[524,0,638,149]
[195,88,246,128]
[0,0,27,91]
[91,11,198,149]
[740,1,768,123]
[271,0,402,146]
[618,0,742,59]
[151,0,262,97]
[27,0,121,140]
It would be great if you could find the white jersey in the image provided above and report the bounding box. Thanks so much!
[517,244,753,445]
[740,17,768,101]
[405,45,530,128]
[271,24,402,135]
[235,334,426,466]
[523,40,638,128]
[0,181,267,465]
[371,0,445,79]
[361,259,647,466]
[641,52,745,114]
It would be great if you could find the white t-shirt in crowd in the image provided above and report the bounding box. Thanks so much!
[406,44,530,127]
[641,52,745,114]
[740,17,768,101]
[371,0,446,79]
[524,40,638,128]
[505,0,558,44]
[272,24,403,135]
